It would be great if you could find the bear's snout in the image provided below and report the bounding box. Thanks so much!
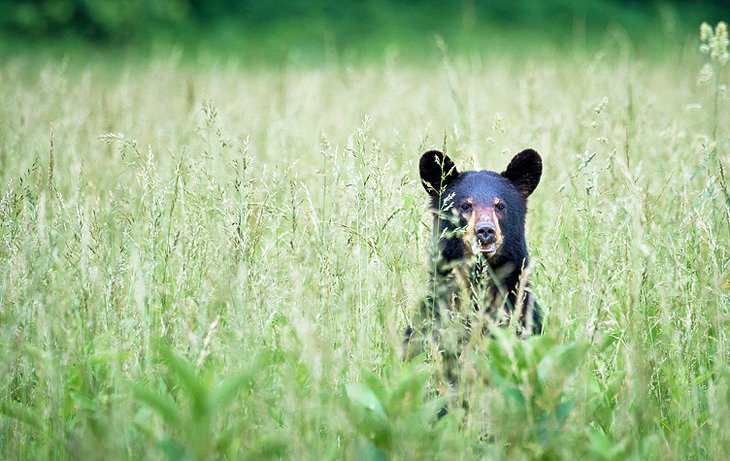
[475,222,496,244]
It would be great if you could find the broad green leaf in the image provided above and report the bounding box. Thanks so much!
[353,437,387,461]
[556,399,576,421]
[346,383,387,418]
[210,371,254,411]
[387,368,430,413]
[586,426,628,460]
[160,347,208,417]
[362,373,389,408]
[344,383,392,451]
[159,438,186,461]
[132,384,181,425]
[0,401,42,429]
[537,342,588,383]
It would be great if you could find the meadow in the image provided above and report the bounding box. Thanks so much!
[1,32,729,459]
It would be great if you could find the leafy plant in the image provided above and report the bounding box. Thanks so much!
[477,328,589,457]
[131,348,282,460]
[343,366,451,460]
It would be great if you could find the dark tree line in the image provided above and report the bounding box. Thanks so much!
[0,0,725,43]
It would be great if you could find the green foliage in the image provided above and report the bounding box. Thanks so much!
[343,367,449,459]
[0,0,189,38]
[131,347,279,460]
[1,24,730,459]
[479,328,589,456]
[0,0,728,60]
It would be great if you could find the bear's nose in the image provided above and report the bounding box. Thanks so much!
[475,223,496,244]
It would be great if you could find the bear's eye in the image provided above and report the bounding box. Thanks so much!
[495,202,506,212]
[460,203,472,212]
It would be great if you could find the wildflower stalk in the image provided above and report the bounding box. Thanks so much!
[698,21,729,145]
[48,122,54,193]
[698,21,730,229]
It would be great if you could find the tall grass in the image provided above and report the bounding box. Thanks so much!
[1,41,728,459]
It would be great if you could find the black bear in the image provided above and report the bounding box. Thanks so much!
[404,148,543,383]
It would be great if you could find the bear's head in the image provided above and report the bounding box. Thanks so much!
[419,149,542,265]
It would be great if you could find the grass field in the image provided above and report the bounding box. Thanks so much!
[1,32,729,460]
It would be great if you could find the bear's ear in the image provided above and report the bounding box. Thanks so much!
[501,149,542,199]
[419,150,459,197]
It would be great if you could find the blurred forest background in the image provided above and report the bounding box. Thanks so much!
[0,0,727,61]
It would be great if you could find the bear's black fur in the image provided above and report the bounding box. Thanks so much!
[405,148,543,382]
